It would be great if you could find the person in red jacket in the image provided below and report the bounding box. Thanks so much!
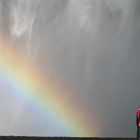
[136,107,140,139]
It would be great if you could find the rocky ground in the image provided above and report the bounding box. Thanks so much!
[0,137,136,140]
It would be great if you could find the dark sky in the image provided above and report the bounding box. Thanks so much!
[0,0,140,137]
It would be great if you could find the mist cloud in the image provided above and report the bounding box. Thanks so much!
[0,0,139,137]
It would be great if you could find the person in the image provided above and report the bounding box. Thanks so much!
[136,107,140,139]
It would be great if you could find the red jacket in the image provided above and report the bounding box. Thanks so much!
[136,109,140,126]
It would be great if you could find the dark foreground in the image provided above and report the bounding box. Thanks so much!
[0,137,136,140]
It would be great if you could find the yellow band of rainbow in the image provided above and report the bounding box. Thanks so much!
[0,40,96,137]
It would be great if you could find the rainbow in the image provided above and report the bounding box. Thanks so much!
[0,40,96,137]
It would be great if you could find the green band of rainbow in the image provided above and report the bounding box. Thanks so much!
[0,41,96,137]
